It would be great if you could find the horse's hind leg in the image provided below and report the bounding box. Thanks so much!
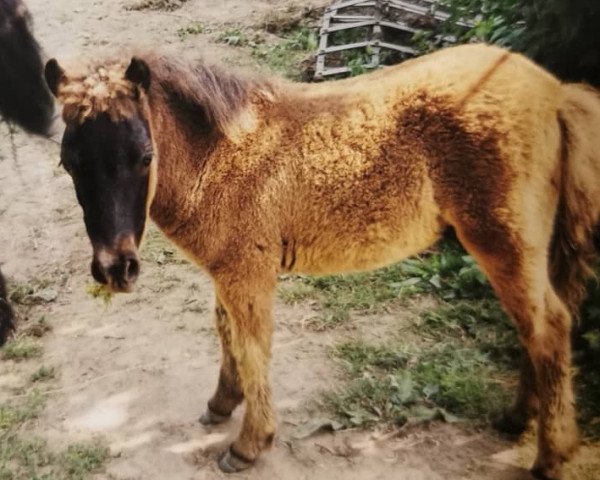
[199,298,244,425]
[494,351,539,435]
[454,222,578,480]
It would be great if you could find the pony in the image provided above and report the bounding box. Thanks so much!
[44,43,600,480]
[0,0,55,345]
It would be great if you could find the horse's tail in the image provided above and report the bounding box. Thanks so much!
[551,83,600,315]
[0,270,15,346]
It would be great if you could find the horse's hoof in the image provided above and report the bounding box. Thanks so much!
[531,464,562,480]
[531,455,564,480]
[492,408,528,436]
[218,448,254,473]
[199,408,230,426]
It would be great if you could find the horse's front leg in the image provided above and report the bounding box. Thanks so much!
[200,298,244,425]
[212,269,277,473]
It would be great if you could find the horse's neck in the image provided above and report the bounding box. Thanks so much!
[147,96,211,239]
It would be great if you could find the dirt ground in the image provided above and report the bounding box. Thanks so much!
[1,1,599,479]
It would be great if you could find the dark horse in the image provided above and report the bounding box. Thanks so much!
[0,0,55,344]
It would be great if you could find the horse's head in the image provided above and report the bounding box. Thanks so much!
[44,57,156,292]
[0,0,54,135]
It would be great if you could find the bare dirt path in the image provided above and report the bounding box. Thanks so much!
[1,1,598,479]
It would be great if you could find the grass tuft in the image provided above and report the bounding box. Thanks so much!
[86,284,113,306]
[126,0,188,11]
[30,366,56,383]
[59,443,110,478]
[0,391,44,432]
[1,338,43,361]
[278,281,315,304]
[216,28,248,46]
[177,21,205,39]
[9,279,57,306]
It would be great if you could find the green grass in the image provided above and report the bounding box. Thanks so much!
[251,25,318,79]
[0,392,109,479]
[1,338,43,361]
[30,366,56,383]
[0,436,54,479]
[0,392,44,432]
[216,28,248,46]
[278,281,315,304]
[177,21,205,39]
[59,443,110,479]
[85,284,113,307]
[126,0,188,11]
[326,313,514,428]
[9,279,56,306]
[417,300,519,366]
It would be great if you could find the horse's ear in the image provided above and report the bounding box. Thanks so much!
[125,57,151,92]
[44,59,66,97]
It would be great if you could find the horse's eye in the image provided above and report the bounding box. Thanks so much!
[141,153,153,167]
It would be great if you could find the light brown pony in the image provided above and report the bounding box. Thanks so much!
[44,43,600,479]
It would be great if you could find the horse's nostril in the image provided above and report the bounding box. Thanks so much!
[91,260,108,285]
[125,256,140,281]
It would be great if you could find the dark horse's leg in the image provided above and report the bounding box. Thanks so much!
[199,297,244,425]
[0,269,15,345]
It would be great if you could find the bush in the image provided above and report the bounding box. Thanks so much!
[440,0,600,86]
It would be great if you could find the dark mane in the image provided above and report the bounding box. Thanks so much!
[145,56,275,138]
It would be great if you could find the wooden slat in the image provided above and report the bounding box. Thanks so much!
[322,40,371,53]
[331,14,375,22]
[377,41,417,55]
[318,66,352,76]
[322,20,374,33]
[379,19,418,33]
[325,0,376,12]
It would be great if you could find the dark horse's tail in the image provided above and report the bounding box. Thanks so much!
[0,270,15,345]
[551,83,600,315]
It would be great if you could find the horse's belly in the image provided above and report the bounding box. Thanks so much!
[291,212,444,276]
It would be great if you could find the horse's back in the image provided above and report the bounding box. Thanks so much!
[276,44,565,275]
